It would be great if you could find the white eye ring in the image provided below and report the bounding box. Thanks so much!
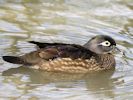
[100,41,111,46]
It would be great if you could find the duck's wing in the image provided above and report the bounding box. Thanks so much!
[2,44,94,65]
[29,41,70,48]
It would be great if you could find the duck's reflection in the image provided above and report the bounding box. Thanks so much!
[2,67,124,98]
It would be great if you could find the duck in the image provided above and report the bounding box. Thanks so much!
[2,35,119,73]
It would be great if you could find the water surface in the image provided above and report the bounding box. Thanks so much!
[0,0,133,100]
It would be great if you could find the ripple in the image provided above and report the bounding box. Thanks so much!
[0,0,132,100]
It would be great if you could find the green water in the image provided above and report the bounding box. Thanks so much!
[0,0,133,100]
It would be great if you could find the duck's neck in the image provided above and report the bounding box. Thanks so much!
[96,53,116,69]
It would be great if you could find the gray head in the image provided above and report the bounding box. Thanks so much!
[84,35,117,54]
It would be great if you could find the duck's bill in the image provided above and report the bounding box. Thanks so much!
[113,46,125,55]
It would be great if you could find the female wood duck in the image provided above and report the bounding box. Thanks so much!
[2,35,119,73]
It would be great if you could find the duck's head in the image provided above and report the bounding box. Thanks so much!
[84,35,119,54]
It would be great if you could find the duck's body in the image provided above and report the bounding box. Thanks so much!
[36,53,115,73]
[3,35,117,73]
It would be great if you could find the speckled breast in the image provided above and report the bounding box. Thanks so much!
[31,57,111,73]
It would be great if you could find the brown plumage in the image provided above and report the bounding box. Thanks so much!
[2,35,118,73]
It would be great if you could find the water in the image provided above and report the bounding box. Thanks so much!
[0,0,133,100]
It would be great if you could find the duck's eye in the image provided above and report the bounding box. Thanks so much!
[100,41,111,46]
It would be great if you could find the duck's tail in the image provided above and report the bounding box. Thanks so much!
[2,56,25,65]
